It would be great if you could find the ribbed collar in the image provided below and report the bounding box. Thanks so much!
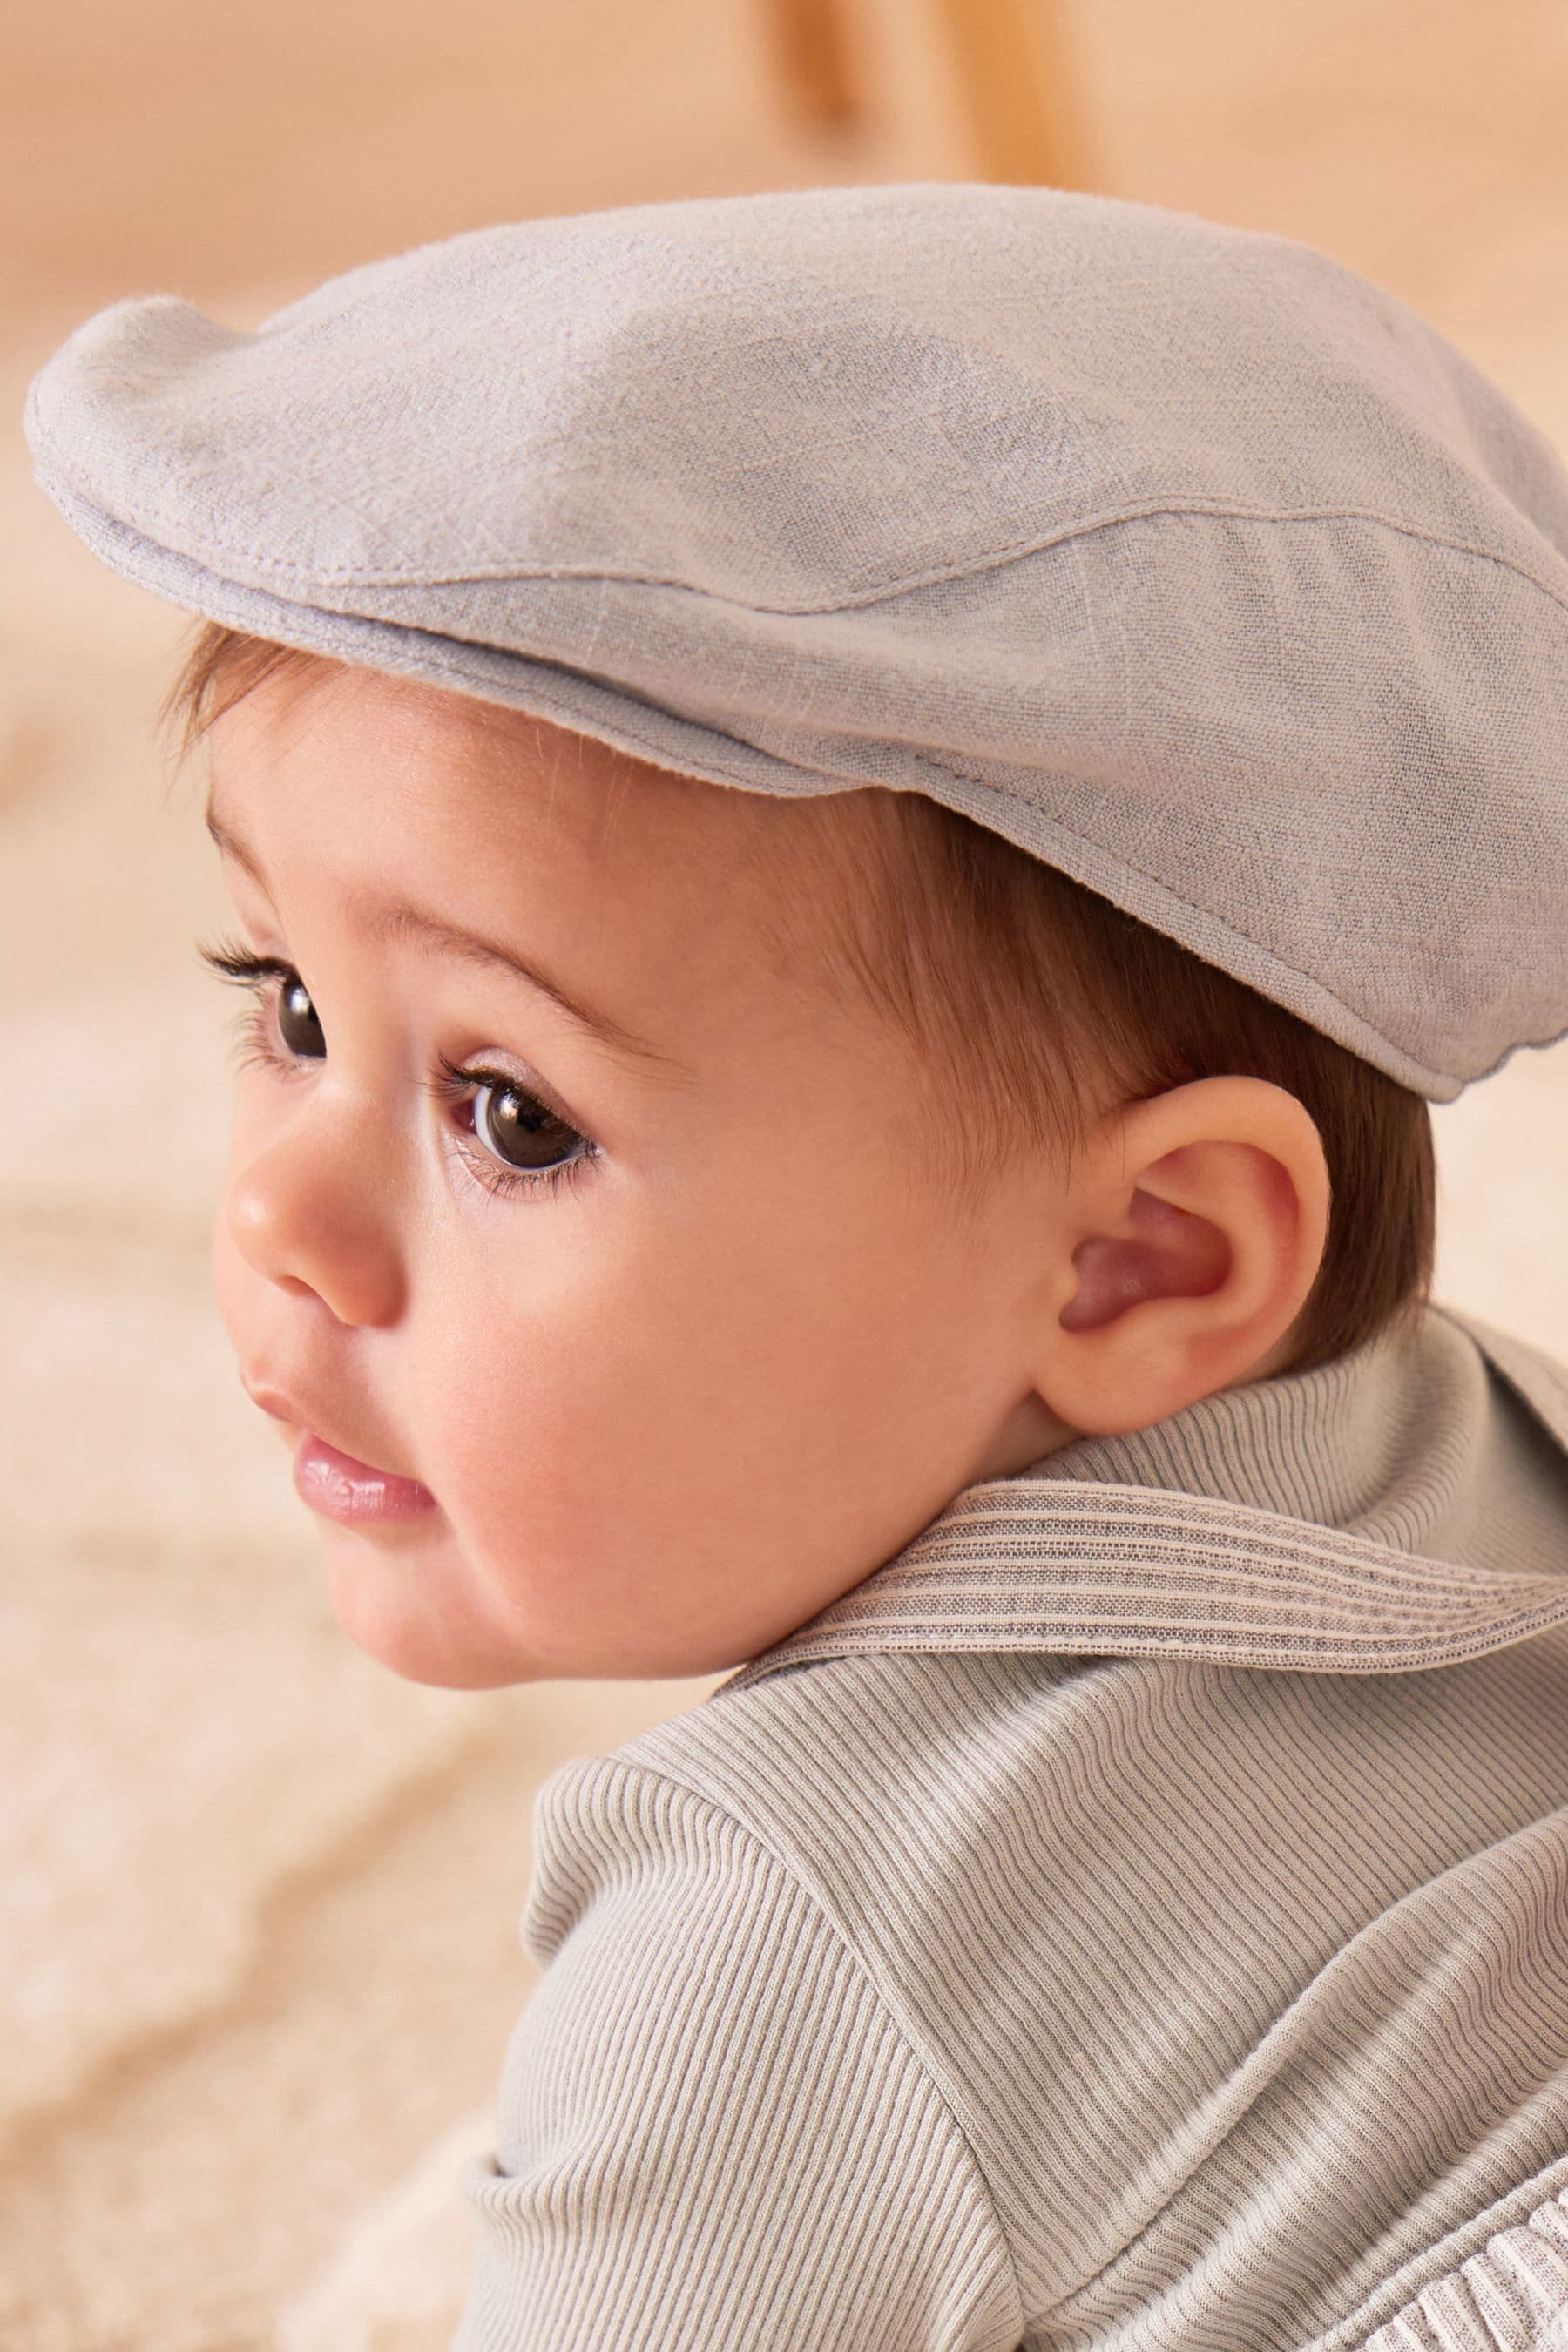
[727,1305,1568,1693]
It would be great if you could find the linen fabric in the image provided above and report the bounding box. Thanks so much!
[22,181,1568,1099]
[455,1303,1568,2352]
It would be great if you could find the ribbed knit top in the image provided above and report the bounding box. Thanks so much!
[455,1305,1568,2351]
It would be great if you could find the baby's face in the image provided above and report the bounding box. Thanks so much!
[206,665,1069,1684]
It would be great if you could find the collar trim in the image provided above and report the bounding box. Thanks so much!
[725,1308,1568,1696]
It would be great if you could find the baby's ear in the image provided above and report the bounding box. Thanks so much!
[1035,1079,1330,1435]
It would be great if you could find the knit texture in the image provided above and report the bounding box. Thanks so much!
[455,1305,1568,2350]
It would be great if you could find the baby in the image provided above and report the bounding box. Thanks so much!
[25,183,1568,2349]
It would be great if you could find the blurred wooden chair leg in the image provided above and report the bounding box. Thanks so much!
[933,0,1093,188]
[766,0,865,130]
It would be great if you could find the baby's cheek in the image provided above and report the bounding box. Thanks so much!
[415,1304,632,1552]
[395,1182,921,1673]
[404,1332,733,1673]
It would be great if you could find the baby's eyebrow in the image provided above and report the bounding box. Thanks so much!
[204,796,686,1076]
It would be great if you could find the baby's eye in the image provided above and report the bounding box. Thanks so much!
[199,940,327,1068]
[277,973,326,1060]
[470,1078,590,1174]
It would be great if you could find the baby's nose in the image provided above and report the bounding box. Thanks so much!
[224,1114,406,1330]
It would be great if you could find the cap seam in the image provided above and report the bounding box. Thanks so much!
[26,414,1568,621]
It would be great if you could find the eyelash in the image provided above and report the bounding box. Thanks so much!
[199,936,598,1201]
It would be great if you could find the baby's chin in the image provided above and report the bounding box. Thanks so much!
[318,1522,551,1687]
[314,1518,756,1687]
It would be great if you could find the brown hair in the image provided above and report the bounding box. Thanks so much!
[167,621,1435,1375]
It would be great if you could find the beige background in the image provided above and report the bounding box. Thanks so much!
[3,3,1566,2345]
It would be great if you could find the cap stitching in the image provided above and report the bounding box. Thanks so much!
[30,422,1568,621]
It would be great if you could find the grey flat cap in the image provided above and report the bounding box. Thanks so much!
[23,180,1568,1098]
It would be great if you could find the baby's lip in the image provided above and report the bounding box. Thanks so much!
[292,1433,437,1526]
[240,1371,426,1493]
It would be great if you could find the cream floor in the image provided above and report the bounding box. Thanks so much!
[3,3,1566,2343]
